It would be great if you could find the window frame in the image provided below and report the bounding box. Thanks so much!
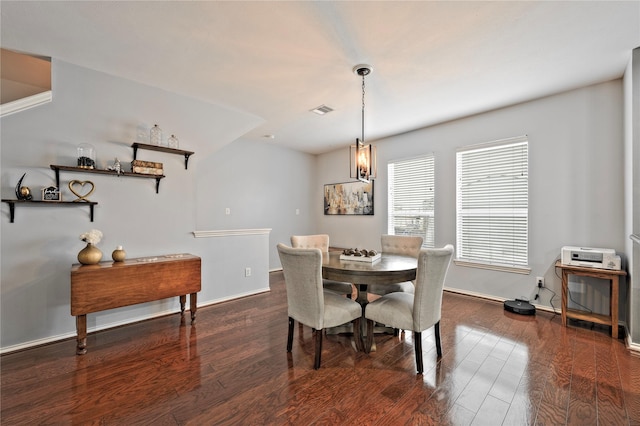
[455,136,530,274]
[387,154,435,248]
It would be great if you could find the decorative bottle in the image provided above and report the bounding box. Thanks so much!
[150,124,163,145]
[167,134,179,149]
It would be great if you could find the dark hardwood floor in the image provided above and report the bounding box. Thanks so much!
[2,271,639,425]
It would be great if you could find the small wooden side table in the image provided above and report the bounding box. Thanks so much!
[71,254,201,354]
[555,260,626,338]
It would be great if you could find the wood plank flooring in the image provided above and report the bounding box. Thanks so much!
[2,271,639,425]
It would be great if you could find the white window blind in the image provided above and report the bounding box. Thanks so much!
[456,136,528,270]
[388,155,435,248]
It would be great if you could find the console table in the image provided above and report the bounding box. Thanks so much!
[71,254,201,354]
[555,260,626,338]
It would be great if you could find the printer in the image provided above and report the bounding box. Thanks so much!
[560,246,621,270]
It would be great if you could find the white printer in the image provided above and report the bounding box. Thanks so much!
[560,246,621,270]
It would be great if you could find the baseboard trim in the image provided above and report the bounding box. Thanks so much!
[443,286,560,315]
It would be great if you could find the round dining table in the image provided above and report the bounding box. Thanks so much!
[322,251,417,306]
[322,251,417,351]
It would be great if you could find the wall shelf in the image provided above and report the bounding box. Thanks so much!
[132,142,195,170]
[2,199,97,223]
[50,165,165,193]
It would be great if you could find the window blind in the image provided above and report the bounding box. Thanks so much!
[456,136,528,268]
[388,155,435,248]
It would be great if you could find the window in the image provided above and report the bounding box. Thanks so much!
[456,136,529,273]
[388,155,435,248]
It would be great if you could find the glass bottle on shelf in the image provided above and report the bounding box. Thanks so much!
[167,134,179,149]
[150,124,163,145]
[77,143,96,169]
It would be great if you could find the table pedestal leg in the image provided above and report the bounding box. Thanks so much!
[76,315,87,355]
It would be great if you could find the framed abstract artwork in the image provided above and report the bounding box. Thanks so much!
[324,180,374,215]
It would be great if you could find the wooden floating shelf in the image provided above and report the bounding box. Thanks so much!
[50,165,165,193]
[132,142,195,169]
[2,199,97,223]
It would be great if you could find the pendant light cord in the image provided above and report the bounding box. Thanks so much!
[361,73,366,145]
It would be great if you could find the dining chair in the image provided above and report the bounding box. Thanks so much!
[368,234,424,296]
[291,234,354,298]
[364,244,454,374]
[277,243,363,369]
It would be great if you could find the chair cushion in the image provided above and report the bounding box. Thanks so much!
[365,292,414,330]
[322,290,362,328]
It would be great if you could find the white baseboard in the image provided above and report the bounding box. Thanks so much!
[443,286,560,314]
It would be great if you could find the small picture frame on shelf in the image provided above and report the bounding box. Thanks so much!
[42,186,62,202]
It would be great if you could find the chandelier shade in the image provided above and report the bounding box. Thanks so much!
[349,64,377,183]
[350,139,376,182]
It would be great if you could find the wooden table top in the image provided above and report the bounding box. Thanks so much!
[71,253,200,272]
[322,251,417,285]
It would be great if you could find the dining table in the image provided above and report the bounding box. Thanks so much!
[322,250,418,350]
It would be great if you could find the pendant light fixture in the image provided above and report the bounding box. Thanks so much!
[350,64,377,183]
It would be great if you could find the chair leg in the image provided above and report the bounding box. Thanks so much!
[353,317,363,352]
[414,331,423,374]
[435,321,442,358]
[365,319,375,353]
[287,317,294,352]
[314,329,323,370]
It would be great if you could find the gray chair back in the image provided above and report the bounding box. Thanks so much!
[291,234,330,251]
[413,244,455,331]
[277,243,325,330]
[381,234,423,257]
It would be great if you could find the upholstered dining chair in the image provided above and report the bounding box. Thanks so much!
[291,234,354,298]
[364,244,454,374]
[368,234,424,296]
[277,243,363,369]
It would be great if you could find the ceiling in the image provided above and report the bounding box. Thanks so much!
[1,1,639,155]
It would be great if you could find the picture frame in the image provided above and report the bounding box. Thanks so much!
[324,180,374,215]
[41,186,61,202]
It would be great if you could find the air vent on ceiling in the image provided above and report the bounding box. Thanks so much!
[310,105,333,115]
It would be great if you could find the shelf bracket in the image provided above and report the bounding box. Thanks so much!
[54,167,60,189]
[133,145,139,161]
[155,178,161,194]
[6,201,15,223]
[184,153,192,170]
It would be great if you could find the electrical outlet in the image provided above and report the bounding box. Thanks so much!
[536,276,545,288]
[245,267,251,277]
[225,208,231,215]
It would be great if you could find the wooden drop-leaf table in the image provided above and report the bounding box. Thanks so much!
[71,254,201,355]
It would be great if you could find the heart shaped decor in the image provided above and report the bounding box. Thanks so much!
[69,180,95,202]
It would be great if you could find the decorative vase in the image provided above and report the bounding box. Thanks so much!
[112,246,126,262]
[78,243,103,265]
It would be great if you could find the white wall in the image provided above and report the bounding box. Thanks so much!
[316,80,627,317]
[0,60,317,352]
